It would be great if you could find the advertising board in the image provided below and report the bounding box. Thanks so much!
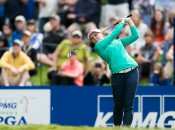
[0,89,50,125]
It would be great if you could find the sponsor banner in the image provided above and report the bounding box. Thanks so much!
[0,89,50,125]
[51,86,175,128]
[0,86,174,128]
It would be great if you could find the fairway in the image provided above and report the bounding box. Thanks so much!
[0,125,171,130]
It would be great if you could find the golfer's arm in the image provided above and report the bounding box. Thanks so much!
[119,20,139,47]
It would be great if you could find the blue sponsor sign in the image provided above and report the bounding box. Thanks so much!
[50,86,175,128]
[0,86,175,128]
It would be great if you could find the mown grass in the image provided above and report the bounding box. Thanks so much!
[0,125,171,130]
[29,65,50,86]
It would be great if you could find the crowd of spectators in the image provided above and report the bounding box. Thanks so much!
[0,0,174,86]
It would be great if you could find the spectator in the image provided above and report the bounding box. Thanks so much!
[136,29,160,79]
[150,62,170,86]
[26,19,43,51]
[162,11,175,66]
[58,0,78,28]
[11,15,26,45]
[0,32,8,58]
[2,24,13,47]
[36,0,58,33]
[4,0,27,30]
[101,0,129,27]
[164,45,174,78]
[125,9,148,57]
[66,0,97,39]
[0,39,35,86]
[0,32,8,76]
[84,61,110,86]
[99,0,108,27]
[22,30,38,76]
[42,14,66,55]
[25,0,36,20]
[150,9,169,47]
[131,0,153,25]
[91,0,101,27]
[37,14,66,66]
[0,0,6,30]
[57,51,84,86]
[48,30,90,85]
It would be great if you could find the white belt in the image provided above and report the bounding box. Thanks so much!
[117,67,137,74]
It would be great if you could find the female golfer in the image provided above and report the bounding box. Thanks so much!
[88,18,139,126]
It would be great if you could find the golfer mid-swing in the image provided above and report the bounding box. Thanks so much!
[88,18,139,126]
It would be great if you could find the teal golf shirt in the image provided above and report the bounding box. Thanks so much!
[95,22,139,74]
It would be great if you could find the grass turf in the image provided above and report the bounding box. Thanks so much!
[0,125,170,130]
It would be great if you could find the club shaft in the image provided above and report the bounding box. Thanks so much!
[72,42,84,51]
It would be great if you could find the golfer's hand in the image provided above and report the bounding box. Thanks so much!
[117,18,125,23]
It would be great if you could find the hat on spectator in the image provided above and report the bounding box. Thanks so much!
[72,30,83,37]
[27,19,36,25]
[15,15,26,23]
[13,39,23,46]
[87,29,102,39]
[23,30,31,37]
[50,14,60,21]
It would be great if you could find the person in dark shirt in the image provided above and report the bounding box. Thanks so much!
[0,32,8,58]
[22,30,37,76]
[66,0,98,38]
[136,29,160,79]
[84,62,110,86]
[4,0,27,30]
[42,14,66,55]
[0,33,8,76]
[11,15,26,45]
[2,24,13,47]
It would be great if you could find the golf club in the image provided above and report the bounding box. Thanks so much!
[67,14,133,58]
